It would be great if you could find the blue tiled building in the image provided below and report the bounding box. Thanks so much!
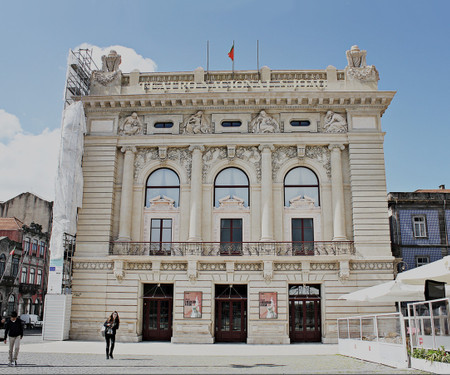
[388,186,450,271]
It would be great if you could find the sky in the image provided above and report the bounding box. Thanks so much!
[0,0,449,202]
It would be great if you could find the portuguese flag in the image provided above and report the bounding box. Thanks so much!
[228,43,234,61]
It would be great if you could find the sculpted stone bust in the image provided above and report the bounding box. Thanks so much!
[119,112,143,136]
[102,50,122,72]
[249,110,279,133]
[346,45,367,68]
[323,111,347,133]
[183,111,210,134]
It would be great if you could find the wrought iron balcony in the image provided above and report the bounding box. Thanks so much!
[0,276,17,287]
[19,283,39,295]
[109,241,355,257]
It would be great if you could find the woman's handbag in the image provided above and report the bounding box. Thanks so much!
[101,325,106,337]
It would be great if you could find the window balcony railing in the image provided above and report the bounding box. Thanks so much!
[109,241,355,257]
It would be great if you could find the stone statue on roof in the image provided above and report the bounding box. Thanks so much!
[102,50,122,72]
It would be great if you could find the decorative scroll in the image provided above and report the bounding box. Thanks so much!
[202,146,227,181]
[235,146,261,182]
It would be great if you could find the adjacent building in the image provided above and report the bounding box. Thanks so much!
[70,45,396,344]
[0,193,52,317]
[389,185,450,271]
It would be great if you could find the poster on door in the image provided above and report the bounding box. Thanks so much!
[259,292,278,319]
[184,291,202,318]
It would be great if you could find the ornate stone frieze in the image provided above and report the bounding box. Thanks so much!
[274,263,302,271]
[235,146,261,182]
[310,262,337,271]
[92,71,120,86]
[199,263,226,271]
[134,147,191,182]
[323,111,347,133]
[126,262,152,270]
[350,262,394,271]
[235,263,262,271]
[249,110,280,133]
[118,112,143,136]
[73,261,113,270]
[161,263,187,271]
[202,146,227,181]
[181,111,211,134]
[272,146,331,179]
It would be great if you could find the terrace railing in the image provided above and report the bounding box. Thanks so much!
[109,241,354,257]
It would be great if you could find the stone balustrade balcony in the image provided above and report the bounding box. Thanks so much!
[109,241,355,257]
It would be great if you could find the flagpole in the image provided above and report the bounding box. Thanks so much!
[257,40,260,81]
[206,40,210,82]
[232,40,235,80]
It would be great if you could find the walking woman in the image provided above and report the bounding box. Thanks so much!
[104,311,120,359]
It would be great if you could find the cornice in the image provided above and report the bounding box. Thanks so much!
[81,91,396,115]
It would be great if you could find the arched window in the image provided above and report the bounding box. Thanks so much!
[0,254,5,277]
[37,269,42,286]
[284,167,320,207]
[214,167,249,207]
[29,268,35,284]
[11,256,19,277]
[145,168,180,207]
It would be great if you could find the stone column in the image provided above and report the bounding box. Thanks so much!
[328,144,347,241]
[259,144,274,241]
[188,145,204,241]
[118,146,137,241]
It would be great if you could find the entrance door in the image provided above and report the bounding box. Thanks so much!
[143,284,173,341]
[215,285,247,342]
[289,284,321,342]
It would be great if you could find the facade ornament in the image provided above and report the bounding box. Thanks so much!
[289,195,316,209]
[235,146,261,182]
[227,145,236,159]
[158,146,167,160]
[323,111,348,133]
[147,195,175,210]
[345,45,379,82]
[121,145,137,154]
[263,261,273,284]
[202,147,227,181]
[249,110,280,133]
[119,113,143,136]
[92,50,122,86]
[297,145,306,158]
[113,260,125,282]
[182,111,210,134]
[339,260,350,281]
[187,260,198,283]
[218,195,245,209]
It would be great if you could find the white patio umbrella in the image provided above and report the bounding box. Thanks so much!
[396,256,450,285]
[338,280,431,303]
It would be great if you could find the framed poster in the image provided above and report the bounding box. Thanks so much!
[259,292,278,319]
[184,291,202,318]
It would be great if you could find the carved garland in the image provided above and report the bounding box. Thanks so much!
[235,263,262,271]
[311,262,337,271]
[73,262,113,270]
[350,262,394,271]
[134,147,192,182]
[199,263,226,271]
[272,146,331,180]
[274,263,302,271]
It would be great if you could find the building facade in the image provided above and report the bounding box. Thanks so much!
[389,186,450,271]
[0,218,49,317]
[71,46,396,344]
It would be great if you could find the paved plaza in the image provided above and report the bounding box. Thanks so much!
[0,333,428,374]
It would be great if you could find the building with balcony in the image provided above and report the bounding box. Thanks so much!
[389,186,450,271]
[71,45,396,344]
[0,193,52,318]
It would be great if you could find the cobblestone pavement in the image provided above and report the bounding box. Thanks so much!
[0,353,429,374]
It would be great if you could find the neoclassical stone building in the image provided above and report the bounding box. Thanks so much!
[71,46,396,343]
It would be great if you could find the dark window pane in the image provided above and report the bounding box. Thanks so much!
[154,122,173,128]
[222,121,242,127]
[290,120,311,127]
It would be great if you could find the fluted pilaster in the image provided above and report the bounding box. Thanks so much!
[259,144,274,241]
[118,146,137,241]
[188,145,204,241]
[329,144,347,241]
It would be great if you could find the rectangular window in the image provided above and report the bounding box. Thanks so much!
[416,256,430,268]
[39,241,45,257]
[37,269,42,286]
[29,268,35,284]
[292,218,314,254]
[24,238,30,253]
[21,267,28,283]
[154,122,173,128]
[150,219,172,253]
[32,240,38,255]
[220,219,242,255]
[412,216,427,238]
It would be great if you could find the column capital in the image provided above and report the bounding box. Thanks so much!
[121,145,137,154]
[189,145,205,152]
[258,144,275,152]
[328,144,345,151]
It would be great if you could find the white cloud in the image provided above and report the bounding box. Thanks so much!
[74,43,157,73]
[0,109,60,202]
[0,110,22,141]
